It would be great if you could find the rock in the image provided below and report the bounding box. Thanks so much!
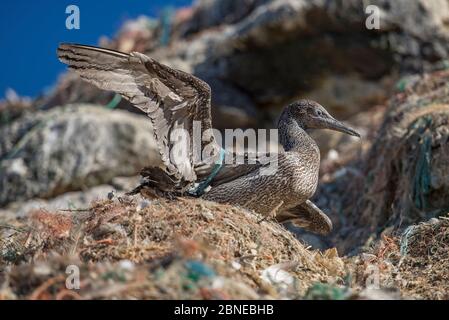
[177,0,270,37]
[175,0,449,119]
[0,105,159,207]
[36,0,449,127]
[0,176,140,219]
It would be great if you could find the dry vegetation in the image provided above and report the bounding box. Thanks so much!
[1,189,448,300]
[0,196,348,299]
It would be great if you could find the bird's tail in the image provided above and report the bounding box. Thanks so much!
[127,166,194,199]
[276,200,333,235]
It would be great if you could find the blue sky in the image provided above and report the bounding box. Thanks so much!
[0,0,192,99]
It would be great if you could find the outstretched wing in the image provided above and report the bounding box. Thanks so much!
[277,200,333,235]
[57,43,215,183]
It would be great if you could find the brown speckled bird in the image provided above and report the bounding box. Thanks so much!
[57,43,360,235]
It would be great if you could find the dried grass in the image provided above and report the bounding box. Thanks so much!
[0,196,347,299]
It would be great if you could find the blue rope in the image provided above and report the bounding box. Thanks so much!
[106,93,122,109]
[188,148,225,197]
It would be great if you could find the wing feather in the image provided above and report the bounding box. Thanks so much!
[277,200,333,235]
[57,43,215,183]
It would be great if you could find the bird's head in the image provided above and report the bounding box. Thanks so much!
[285,99,360,137]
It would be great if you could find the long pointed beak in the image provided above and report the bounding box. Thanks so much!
[324,118,361,138]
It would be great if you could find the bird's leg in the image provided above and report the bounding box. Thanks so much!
[126,185,144,196]
[257,200,284,224]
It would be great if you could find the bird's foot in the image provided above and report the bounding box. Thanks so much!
[258,201,284,224]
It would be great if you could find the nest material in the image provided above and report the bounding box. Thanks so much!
[319,70,449,252]
[0,197,346,299]
[348,215,449,300]
[1,190,448,300]
[396,216,449,299]
[359,99,449,227]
